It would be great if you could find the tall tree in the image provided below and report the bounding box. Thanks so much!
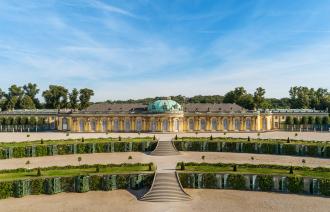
[79,88,94,109]
[19,95,36,109]
[69,88,79,109]
[223,87,247,103]
[253,87,266,109]
[5,85,24,110]
[42,85,68,109]
[23,83,40,108]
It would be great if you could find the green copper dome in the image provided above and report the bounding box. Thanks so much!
[147,99,182,113]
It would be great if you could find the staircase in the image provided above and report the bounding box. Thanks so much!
[150,140,179,156]
[140,172,191,202]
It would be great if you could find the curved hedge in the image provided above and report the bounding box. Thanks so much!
[0,141,157,160]
[0,173,154,199]
[173,140,330,158]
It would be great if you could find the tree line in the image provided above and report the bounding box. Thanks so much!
[104,86,330,111]
[0,83,94,111]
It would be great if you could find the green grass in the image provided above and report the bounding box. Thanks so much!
[177,163,330,180]
[178,137,330,146]
[0,164,154,181]
[0,137,155,148]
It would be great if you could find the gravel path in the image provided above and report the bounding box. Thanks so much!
[0,131,329,142]
[0,189,329,212]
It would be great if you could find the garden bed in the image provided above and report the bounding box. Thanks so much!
[0,163,155,199]
[177,162,330,197]
[0,137,157,159]
[173,137,330,158]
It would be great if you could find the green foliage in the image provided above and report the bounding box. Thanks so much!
[30,178,44,194]
[287,176,303,193]
[89,175,102,191]
[319,179,330,196]
[227,174,246,190]
[0,181,13,199]
[203,173,217,188]
[257,175,273,191]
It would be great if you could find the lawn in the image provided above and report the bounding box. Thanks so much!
[0,163,154,182]
[0,136,155,149]
[177,163,330,180]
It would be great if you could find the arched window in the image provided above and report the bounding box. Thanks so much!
[79,119,85,132]
[113,119,119,132]
[136,119,142,132]
[263,118,267,130]
[150,120,156,132]
[162,119,168,131]
[246,118,251,130]
[211,118,217,130]
[189,119,194,131]
[62,118,68,130]
[235,119,240,131]
[102,119,107,132]
[200,119,206,131]
[223,119,228,130]
[125,119,131,132]
[174,119,180,132]
[90,120,96,132]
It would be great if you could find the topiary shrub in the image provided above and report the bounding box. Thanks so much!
[30,178,44,194]
[75,175,90,193]
[114,142,126,152]
[257,175,273,191]
[13,147,25,158]
[0,181,13,199]
[282,144,297,156]
[204,173,217,189]
[319,179,330,196]
[305,145,319,157]
[116,175,128,189]
[178,173,190,188]
[227,174,246,190]
[35,145,47,157]
[89,175,102,191]
[61,177,75,192]
[287,176,304,193]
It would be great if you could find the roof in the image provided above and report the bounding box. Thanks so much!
[147,99,182,113]
[183,103,244,113]
[82,103,147,113]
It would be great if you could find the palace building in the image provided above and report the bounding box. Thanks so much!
[0,99,328,133]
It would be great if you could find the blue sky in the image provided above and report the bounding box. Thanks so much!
[0,0,330,101]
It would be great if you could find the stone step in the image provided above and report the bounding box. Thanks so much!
[140,172,191,202]
[150,140,180,156]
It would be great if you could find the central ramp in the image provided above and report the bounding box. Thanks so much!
[140,172,191,202]
[150,140,180,156]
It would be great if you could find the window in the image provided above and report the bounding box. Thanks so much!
[125,119,131,132]
[235,119,240,130]
[136,119,142,132]
[223,119,228,130]
[102,120,107,132]
[62,118,68,130]
[162,119,168,131]
[246,118,251,130]
[150,120,156,132]
[79,120,85,132]
[189,119,194,131]
[91,120,96,132]
[211,118,217,130]
[113,119,119,132]
[200,119,206,130]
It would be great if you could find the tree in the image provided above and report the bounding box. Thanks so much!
[42,85,68,109]
[322,116,329,129]
[29,117,36,125]
[300,116,308,126]
[237,94,254,110]
[19,95,36,109]
[5,85,24,110]
[79,88,94,109]
[307,116,315,125]
[23,83,40,107]
[78,156,82,165]
[253,87,266,109]
[293,117,300,126]
[69,88,79,109]
[285,116,293,125]
[223,87,247,104]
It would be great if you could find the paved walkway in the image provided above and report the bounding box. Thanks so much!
[0,131,329,142]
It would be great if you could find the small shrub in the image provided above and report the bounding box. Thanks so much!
[210,135,213,140]
[251,156,254,160]
[295,133,298,137]
[224,132,227,135]
[175,134,178,140]
[128,155,132,160]
[302,159,306,164]
[148,163,153,171]
[118,136,122,141]
[66,133,69,136]
[78,156,82,165]
[153,135,156,140]
[40,139,44,144]
[289,166,293,174]
[96,165,100,173]
[257,132,260,137]
[287,137,290,143]
[233,165,237,172]
[37,168,41,176]
[180,162,185,170]
[27,134,30,137]
[201,155,205,160]
[248,136,250,141]
[81,137,84,143]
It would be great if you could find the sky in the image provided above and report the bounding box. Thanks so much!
[0,0,330,101]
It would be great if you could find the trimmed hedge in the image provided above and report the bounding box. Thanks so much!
[0,141,157,160]
[0,173,154,199]
[174,140,330,158]
[178,172,330,197]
